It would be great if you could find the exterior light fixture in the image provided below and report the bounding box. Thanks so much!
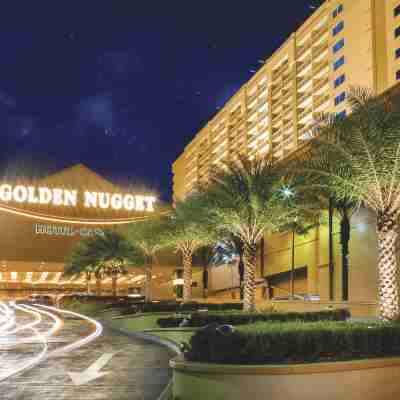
[281,187,295,198]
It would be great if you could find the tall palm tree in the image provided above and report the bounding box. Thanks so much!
[162,196,216,303]
[104,260,127,297]
[66,230,139,297]
[125,217,167,301]
[295,117,358,301]
[304,87,400,320]
[201,156,296,311]
[64,241,96,294]
[93,263,106,296]
[89,230,137,297]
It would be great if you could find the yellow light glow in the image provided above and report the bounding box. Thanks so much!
[0,203,170,225]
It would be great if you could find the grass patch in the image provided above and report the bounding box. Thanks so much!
[61,298,106,317]
[111,314,161,331]
[149,330,196,345]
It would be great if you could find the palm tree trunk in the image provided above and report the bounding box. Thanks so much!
[328,198,335,301]
[182,249,193,303]
[340,213,351,301]
[145,263,152,302]
[203,265,209,299]
[290,230,295,300]
[86,272,91,295]
[96,278,101,296]
[243,242,257,312]
[238,256,245,300]
[377,214,400,320]
[112,274,118,297]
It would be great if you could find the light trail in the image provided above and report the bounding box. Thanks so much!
[0,304,48,382]
[0,303,103,382]
[0,304,63,343]
[0,301,16,333]
[34,304,103,357]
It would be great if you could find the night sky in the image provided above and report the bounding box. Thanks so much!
[0,1,322,201]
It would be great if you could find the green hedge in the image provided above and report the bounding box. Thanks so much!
[157,309,350,328]
[140,302,243,313]
[185,321,400,364]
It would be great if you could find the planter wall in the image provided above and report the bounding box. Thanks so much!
[170,356,400,400]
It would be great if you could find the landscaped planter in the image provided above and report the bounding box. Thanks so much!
[170,355,400,400]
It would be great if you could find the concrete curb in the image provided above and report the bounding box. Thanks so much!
[103,321,181,400]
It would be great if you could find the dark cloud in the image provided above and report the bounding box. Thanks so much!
[76,94,114,129]
[0,89,16,108]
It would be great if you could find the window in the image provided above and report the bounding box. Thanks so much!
[334,92,346,106]
[333,4,344,18]
[396,26,400,38]
[334,74,346,88]
[396,48,400,59]
[336,110,347,120]
[333,21,344,36]
[395,5,400,17]
[396,70,400,80]
[333,39,345,53]
[333,56,345,71]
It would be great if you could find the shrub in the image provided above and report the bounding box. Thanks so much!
[184,321,400,364]
[139,302,243,314]
[157,309,350,328]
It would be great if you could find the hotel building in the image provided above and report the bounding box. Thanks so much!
[172,0,400,315]
[173,0,400,200]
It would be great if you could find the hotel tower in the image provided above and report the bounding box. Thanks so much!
[173,0,400,201]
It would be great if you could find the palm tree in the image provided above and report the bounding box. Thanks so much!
[201,156,296,311]
[162,197,216,303]
[104,260,127,297]
[93,263,106,296]
[64,241,97,294]
[294,118,358,302]
[89,230,137,297]
[304,87,400,320]
[125,217,167,301]
[67,230,139,297]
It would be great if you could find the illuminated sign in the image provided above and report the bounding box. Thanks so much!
[0,185,156,212]
[34,224,105,237]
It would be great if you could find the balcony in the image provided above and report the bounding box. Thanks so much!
[297,42,312,60]
[313,60,329,77]
[297,75,313,92]
[312,25,329,42]
[297,57,313,76]
[297,90,312,105]
[314,93,331,111]
[313,42,329,60]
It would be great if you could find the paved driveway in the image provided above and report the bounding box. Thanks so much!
[0,304,173,400]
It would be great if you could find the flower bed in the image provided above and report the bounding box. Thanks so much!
[184,320,400,364]
[157,309,350,328]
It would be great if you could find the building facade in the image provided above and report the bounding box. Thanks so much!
[172,0,400,314]
[173,0,400,201]
[0,164,180,299]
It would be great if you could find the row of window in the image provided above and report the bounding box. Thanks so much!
[334,92,346,106]
[336,110,347,120]
[334,74,346,88]
[333,21,344,36]
[333,38,344,54]
[333,4,343,19]
[333,9,345,108]
[333,56,345,71]
[395,4,400,82]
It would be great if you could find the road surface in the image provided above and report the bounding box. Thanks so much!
[0,302,173,400]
